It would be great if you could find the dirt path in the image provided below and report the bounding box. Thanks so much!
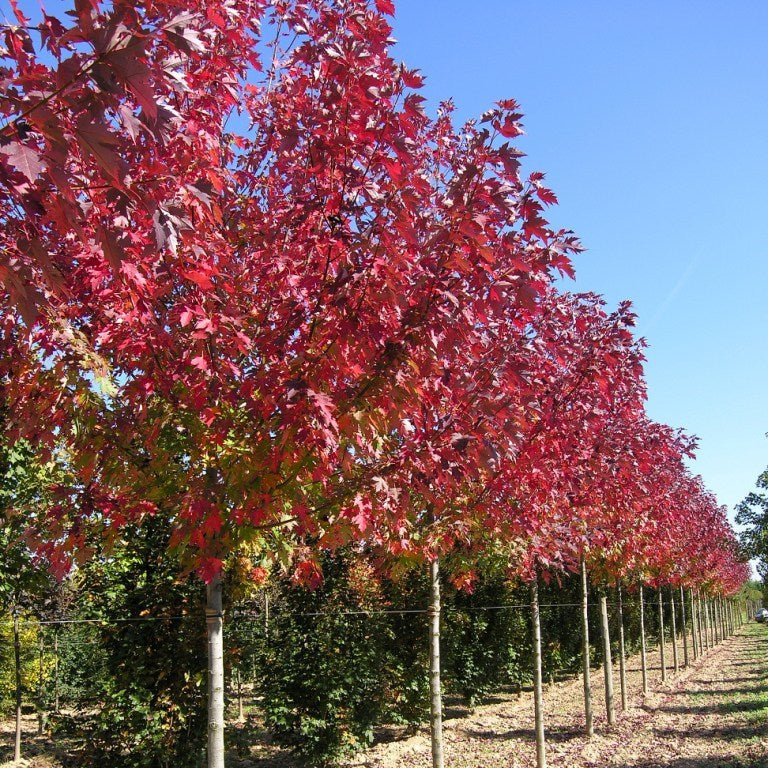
[348,623,768,768]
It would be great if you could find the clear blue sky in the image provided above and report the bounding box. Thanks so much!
[390,1,768,523]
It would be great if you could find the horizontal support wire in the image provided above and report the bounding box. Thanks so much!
[0,593,732,627]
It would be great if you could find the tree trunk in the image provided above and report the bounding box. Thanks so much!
[237,668,243,721]
[702,596,710,650]
[689,589,698,660]
[680,586,689,667]
[669,588,679,674]
[599,593,615,725]
[38,629,44,735]
[14,612,22,763]
[54,629,60,714]
[639,584,648,694]
[581,559,593,736]
[207,574,225,768]
[720,598,727,639]
[658,589,667,683]
[531,575,547,768]
[616,582,627,711]
[696,593,705,652]
[429,557,444,768]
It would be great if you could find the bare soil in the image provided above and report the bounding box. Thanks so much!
[344,622,768,768]
[3,622,767,768]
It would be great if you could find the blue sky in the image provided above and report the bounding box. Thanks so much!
[390,1,768,522]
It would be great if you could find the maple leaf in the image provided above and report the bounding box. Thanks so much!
[0,141,44,182]
[75,119,122,180]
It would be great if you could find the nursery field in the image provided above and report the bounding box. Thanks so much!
[3,623,767,768]
[343,623,768,768]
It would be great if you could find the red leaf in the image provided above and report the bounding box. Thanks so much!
[401,67,424,89]
[75,119,121,180]
[376,0,396,15]
[0,141,44,182]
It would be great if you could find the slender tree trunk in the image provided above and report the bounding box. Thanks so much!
[14,612,22,763]
[696,593,705,652]
[54,629,59,714]
[720,598,727,639]
[616,582,627,711]
[429,557,444,768]
[689,589,698,660]
[680,586,689,667]
[669,588,679,674]
[531,575,547,768]
[207,575,225,768]
[264,592,269,641]
[581,560,593,736]
[38,629,44,736]
[639,584,648,694]
[599,593,615,725]
[237,668,243,721]
[703,596,710,650]
[658,589,667,683]
[714,599,719,644]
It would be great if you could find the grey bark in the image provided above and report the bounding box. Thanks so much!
[581,560,593,736]
[616,583,627,711]
[38,630,44,735]
[680,586,689,667]
[237,668,243,721]
[669,588,679,674]
[639,584,648,694]
[14,612,22,763]
[54,630,59,714]
[207,575,225,768]
[689,589,698,660]
[599,593,614,725]
[429,557,444,768]
[703,596,710,649]
[658,590,667,683]
[531,576,547,768]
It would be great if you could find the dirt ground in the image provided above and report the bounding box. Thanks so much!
[3,622,767,768]
[345,622,768,768]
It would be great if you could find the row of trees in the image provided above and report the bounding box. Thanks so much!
[0,0,749,767]
[0,543,754,767]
